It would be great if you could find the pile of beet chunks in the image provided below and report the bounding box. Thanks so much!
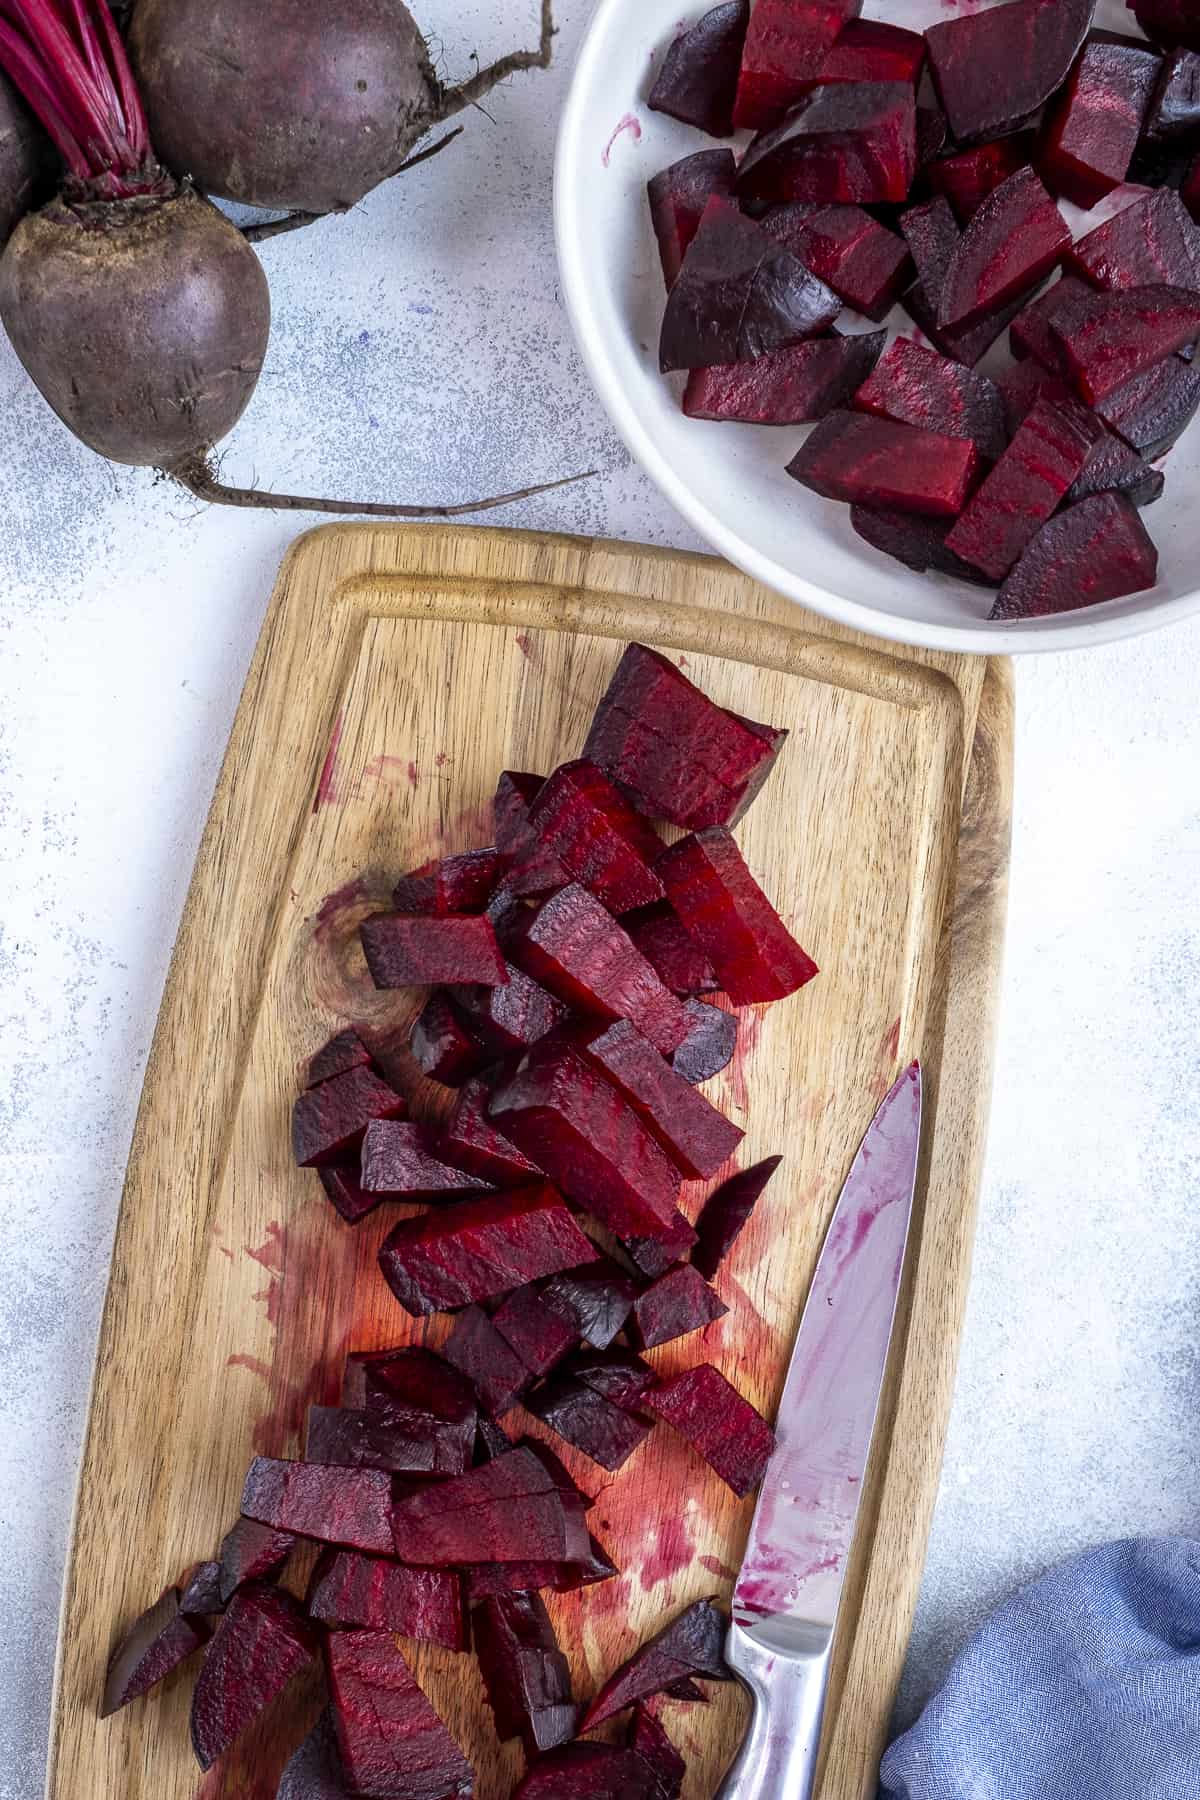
[644,0,1200,620]
[102,644,815,1796]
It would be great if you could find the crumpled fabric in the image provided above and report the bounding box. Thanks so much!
[881,1537,1200,1800]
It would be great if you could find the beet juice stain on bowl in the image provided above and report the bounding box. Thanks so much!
[603,112,644,165]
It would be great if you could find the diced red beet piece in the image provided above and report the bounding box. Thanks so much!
[732,0,860,131]
[278,1708,351,1800]
[581,1598,730,1731]
[307,1550,465,1650]
[631,1265,728,1350]
[101,1588,210,1716]
[1069,431,1166,510]
[514,1743,661,1800]
[624,904,718,998]
[180,1561,224,1617]
[1146,45,1200,139]
[378,1185,595,1317]
[190,1585,318,1770]
[1041,32,1160,210]
[899,197,961,311]
[853,337,1007,462]
[647,149,738,291]
[1051,284,1200,404]
[327,1629,474,1799]
[557,1018,744,1180]
[318,1160,382,1225]
[937,169,1070,333]
[997,357,1071,433]
[659,829,818,1008]
[360,912,508,989]
[440,1078,543,1186]
[344,1347,477,1474]
[659,196,842,373]
[850,507,999,588]
[493,770,567,898]
[1129,0,1200,52]
[737,81,917,208]
[490,1044,684,1240]
[540,1260,639,1349]
[990,492,1159,621]
[474,1591,577,1757]
[451,962,567,1058]
[945,394,1101,581]
[507,885,691,1057]
[492,1285,579,1378]
[567,1347,656,1410]
[648,1,748,137]
[242,1457,395,1554]
[623,1209,700,1280]
[526,1377,653,1472]
[647,1364,775,1497]
[292,1064,406,1167]
[1009,275,1096,371]
[307,1028,371,1088]
[442,1306,531,1416]
[390,1446,591,1566]
[671,1000,737,1086]
[759,204,911,320]
[926,0,1094,145]
[409,992,487,1087]
[925,135,1036,224]
[812,17,925,89]
[463,1534,618,1603]
[215,1517,295,1605]
[786,410,982,517]
[693,1156,783,1280]
[307,1404,450,1476]
[583,644,787,832]
[524,760,665,915]
[361,1120,494,1202]
[683,330,886,425]
[1066,189,1200,295]
[901,282,1027,369]
[392,849,501,917]
[629,1708,686,1800]
[1096,349,1200,456]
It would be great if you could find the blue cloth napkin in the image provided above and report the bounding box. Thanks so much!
[880,1537,1200,1800]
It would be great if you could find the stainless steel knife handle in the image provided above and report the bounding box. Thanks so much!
[716,1618,834,1800]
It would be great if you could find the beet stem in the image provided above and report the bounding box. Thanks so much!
[437,0,555,121]
[166,450,597,519]
[240,129,466,244]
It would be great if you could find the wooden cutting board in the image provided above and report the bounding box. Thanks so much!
[44,525,1011,1800]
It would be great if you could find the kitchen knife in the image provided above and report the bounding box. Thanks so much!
[717,1060,923,1800]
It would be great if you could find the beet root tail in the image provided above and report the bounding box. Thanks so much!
[437,0,556,122]
[240,129,466,244]
[164,451,595,519]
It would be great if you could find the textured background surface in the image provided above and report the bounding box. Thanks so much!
[1,1,1199,1794]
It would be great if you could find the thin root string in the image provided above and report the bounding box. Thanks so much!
[240,128,466,244]
[165,452,595,519]
[437,0,555,121]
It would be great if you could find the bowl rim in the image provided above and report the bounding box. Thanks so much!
[553,0,1200,658]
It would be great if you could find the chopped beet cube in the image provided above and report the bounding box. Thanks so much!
[659,827,816,1008]
[216,1517,295,1605]
[506,884,691,1056]
[307,1550,465,1649]
[559,1018,744,1180]
[378,1185,595,1317]
[451,962,567,1059]
[659,196,842,373]
[442,1306,531,1415]
[853,337,1007,462]
[361,1120,494,1202]
[683,330,885,424]
[307,1027,371,1088]
[494,770,567,898]
[190,1584,317,1770]
[343,1347,477,1473]
[648,0,748,137]
[925,0,1094,144]
[1146,46,1200,139]
[997,358,1070,433]
[392,849,500,916]
[326,1629,474,1800]
[1040,32,1161,210]
[292,1064,406,1167]
[629,1707,686,1800]
[474,1590,577,1757]
[464,1534,617,1604]
[360,912,507,989]
[631,1265,728,1350]
[307,1404,452,1475]
[671,1000,737,1086]
[1065,189,1200,294]
[526,1377,653,1472]
[623,1209,699,1280]
[180,1561,224,1617]
[318,1160,382,1225]
[925,135,1036,224]
[1129,0,1200,52]
[583,643,786,832]
[901,282,1027,369]
[567,1346,655,1409]
[850,507,999,588]
[647,149,738,291]
[390,1445,592,1566]
[541,1260,639,1349]
[624,903,718,998]
[515,1742,661,1799]
[785,410,982,517]
[812,16,925,89]
[990,492,1159,621]
[1051,284,1200,405]
[759,204,911,320]
[581,1598,730,1731]
[1068,432,1166,510]
[732,0,859,131]
[1009,275,1096,371]
[937,169,1070,333]
[737,81,917,208]
[492,1285,579,1378]
[489,1044,684,1240]
[242,1457,395,1554]
[277,1708,350,1800]
[441,1078,543,1186]
[899,196,961,311]
[647,1364,775,1497]
[945,394,1101,581]
[101,1588,209,1716]
[524,760,665,914]
[693,1156,783,1280]
[1096,350,1200,457]
[408,992,487,1087]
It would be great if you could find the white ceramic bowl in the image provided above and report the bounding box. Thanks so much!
[555,0,1200,654]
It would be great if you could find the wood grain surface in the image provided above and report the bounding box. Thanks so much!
[44,525,1011,1800]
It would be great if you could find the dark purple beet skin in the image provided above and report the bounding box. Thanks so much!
[463,1534,618,1604]
[581,1597,731,1731]
[441,1304,531,1416]
[901,280,1028,370]
[648,149,738,290]
[629,1706,686,1800]
[190,1584,318,1771]
[1040,31,1161,210]
[306,1403,454,1476]
[659,828,819,1007]
[631,1264,729,1349]
[342,1347,477,1475]
[671,1000,738,1086]
[277,1708,353,1800]
[307,1027,371,1088]
[101,1588,210,1716]
[525,1375,654,1472]
[1129,0,1200,52]
[851,507,1000,588]
[936,168,1071,333]
[736,81,917,208]
[540,1259,640,1349]
[623,1208,701,1280]
[786,410,983,519]
[759,204,912,320]
[852,336,1007,461]
[326,1629,474,1800]
[683,331,886,425]
[473,1590,578,1756]
[318,1160,382,1225]
[567,1346,656,1410]
[360,912,508,989]
[899,196,961,310]
[990,492,1159,620]
[692,1156,783,1281]
[945,394,1102,581]
[307,1550,465,1650]
[514,1742,662,1800]
[179,1560,225,1617]
[648,0,749,137]
[377,1184,595,1317]
[1065,189,1200,293]
[1096,350,1200,457]
[1145,46,1200,140]
[451,962,567,1058]
[646,1364,776,1497]
[216,1516,295,1605]
[292,1064,406,1167]
[360,1119,494,1202]
[732,0,861,132]
[925,0,1095,144]
[390,1446,592,1567]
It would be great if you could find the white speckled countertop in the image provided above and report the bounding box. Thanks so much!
[2,3,1199,1793]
